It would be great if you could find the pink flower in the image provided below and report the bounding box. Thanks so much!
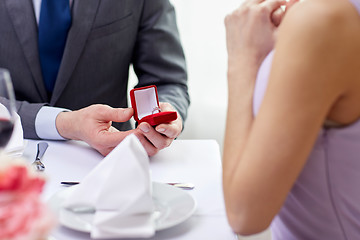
[0,159,55,240]
[0,165,44,193]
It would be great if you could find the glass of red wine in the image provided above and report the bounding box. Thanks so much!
[0,68,16,149]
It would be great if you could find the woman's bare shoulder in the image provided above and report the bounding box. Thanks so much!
[275,0,360,72]
[272,0,360,123]
[279,0,360,43]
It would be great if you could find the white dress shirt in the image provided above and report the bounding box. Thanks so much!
[33,0,73,140]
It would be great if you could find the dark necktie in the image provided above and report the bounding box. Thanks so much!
[38,0,71,94]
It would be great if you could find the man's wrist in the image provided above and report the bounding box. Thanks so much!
[55,111,77,140]
[35,106,70,140]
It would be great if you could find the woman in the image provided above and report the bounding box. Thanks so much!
[223,0,360,239]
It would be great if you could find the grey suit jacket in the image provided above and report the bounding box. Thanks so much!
[0,0,189,139]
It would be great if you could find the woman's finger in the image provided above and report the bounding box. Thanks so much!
[260,0,287,12]
[271,6,285,27]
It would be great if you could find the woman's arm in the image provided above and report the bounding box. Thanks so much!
[223,0,360,235]
[224,0,285,181]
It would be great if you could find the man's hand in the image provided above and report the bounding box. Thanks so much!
[137,102,183,156]
[55,103,182,156]
[56,104,137,156]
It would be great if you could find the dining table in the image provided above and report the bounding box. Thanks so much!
[22,138,237,240]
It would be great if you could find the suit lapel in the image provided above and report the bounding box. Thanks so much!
[5,0,48,102]
[51,0,100,105]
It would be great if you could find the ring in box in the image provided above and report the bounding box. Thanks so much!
[130,85,177,126]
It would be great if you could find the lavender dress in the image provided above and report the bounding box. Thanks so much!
[253,1,360,239]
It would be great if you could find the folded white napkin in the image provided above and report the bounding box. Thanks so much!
[63,134,155,239]
[0,103,24,155]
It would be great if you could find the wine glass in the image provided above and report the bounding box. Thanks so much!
[0,68,16,149]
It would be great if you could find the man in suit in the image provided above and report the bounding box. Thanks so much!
[0,0,189,156]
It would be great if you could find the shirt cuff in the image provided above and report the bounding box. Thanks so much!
[35,106,70,140]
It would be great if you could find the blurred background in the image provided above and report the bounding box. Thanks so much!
[169,0,233,151]
[130,0,271,239]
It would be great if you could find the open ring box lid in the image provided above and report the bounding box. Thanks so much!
[130,85,177,126]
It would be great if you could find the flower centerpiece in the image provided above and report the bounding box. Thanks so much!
[0,155,54,240]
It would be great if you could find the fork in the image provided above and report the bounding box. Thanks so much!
[31,142,48,171]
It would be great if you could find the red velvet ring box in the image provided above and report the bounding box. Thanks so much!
[130,85,177,126]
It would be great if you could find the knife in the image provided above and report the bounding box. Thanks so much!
[60,181,195,190]
[31,142,48,171]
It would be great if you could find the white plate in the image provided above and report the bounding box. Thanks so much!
[48,182,196,232]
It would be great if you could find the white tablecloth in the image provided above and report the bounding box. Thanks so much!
[22,139,236,240]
